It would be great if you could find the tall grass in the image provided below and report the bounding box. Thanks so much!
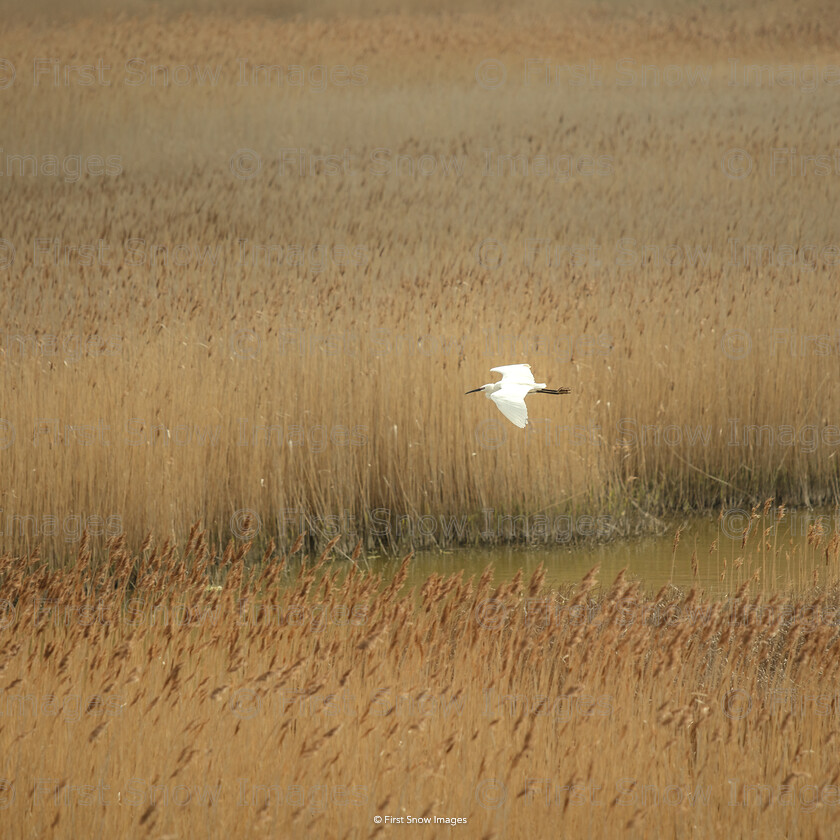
[2,9,840,554]
[2,527,840,837]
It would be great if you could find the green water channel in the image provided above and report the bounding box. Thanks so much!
[370,508,840,596]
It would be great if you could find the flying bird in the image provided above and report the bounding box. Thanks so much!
[466,364,570,428]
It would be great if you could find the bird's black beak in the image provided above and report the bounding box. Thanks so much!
[465,387,483,395]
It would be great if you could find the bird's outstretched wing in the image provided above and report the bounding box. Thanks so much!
[491,384,532,428]
[490,364,535,386]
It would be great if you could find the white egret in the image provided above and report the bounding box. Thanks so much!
[465,364,570,428]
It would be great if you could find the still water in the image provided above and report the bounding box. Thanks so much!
[372,508,840,596]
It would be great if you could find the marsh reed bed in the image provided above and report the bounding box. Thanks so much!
[2,5,840,554]
[3,4,840,837]
[2,517,840,837]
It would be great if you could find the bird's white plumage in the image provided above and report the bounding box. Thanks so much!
[490,384,533,428]
[490,364,537,386]
[467,363,565,428]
